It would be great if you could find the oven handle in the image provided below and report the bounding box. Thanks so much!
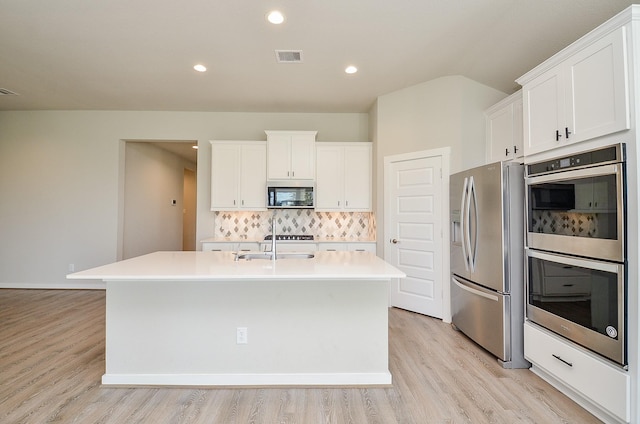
[526,249,621,273]
[526,163,621,185]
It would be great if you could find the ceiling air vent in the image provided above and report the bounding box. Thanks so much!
[0,88,19,96]
[275,50,303,63]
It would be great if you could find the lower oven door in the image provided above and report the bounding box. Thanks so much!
[451,275,509,362]
[526,248,626,366]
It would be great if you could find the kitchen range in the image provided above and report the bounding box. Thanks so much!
[525,143,627,367]
[449,161,529,369]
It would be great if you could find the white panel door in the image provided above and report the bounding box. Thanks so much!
[387,155,443,318]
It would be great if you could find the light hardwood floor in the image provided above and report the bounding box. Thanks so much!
[0,289,601,423]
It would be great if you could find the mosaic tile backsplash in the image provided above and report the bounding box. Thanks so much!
[214,210,375,240]
[530,210,601,237]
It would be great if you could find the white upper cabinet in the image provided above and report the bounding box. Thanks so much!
[485,90,523,163]
[316,142,372,211]
[265,130,317,180]
[519,26,629,156]
[210,141,267,211]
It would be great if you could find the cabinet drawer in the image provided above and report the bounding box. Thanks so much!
[524,322,629,422]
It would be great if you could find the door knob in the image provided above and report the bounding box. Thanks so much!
[391,238,399,244]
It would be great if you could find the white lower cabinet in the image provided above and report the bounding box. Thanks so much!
[317,242,376,254]
[524,322,630,423]
[202,242,259,252]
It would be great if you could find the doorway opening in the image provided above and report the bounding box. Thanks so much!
[119,140,198,260]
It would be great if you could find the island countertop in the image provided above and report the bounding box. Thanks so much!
[67,250,405,281]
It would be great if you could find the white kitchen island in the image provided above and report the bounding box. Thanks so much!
[68,250,404,387]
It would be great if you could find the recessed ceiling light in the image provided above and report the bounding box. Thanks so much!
[193,64,207,72]
[267,10,285,24]
[345,65,358,74]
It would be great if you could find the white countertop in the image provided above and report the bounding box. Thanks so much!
[67,251,404,281]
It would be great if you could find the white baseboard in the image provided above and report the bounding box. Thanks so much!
[102,372,392,387]
[0,281,105,290]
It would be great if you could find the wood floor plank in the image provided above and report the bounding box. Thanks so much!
[0,289,602,423]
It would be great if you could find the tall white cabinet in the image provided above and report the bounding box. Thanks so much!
[516,7,640,424]
[265,130,317,180]
[210,141,267,211]
[315,142,372,211]
[485,90,523,163]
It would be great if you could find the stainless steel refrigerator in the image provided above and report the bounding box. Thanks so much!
[450,161,529,369]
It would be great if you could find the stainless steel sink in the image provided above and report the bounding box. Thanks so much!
[234,252,315,261]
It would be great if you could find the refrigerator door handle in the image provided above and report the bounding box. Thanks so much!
[460,177,470,271]
[469,176,478,272]
[452,277,499,302]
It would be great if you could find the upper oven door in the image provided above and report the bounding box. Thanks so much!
[525,163,625,262]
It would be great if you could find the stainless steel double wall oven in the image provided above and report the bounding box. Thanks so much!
[525,143,627,366]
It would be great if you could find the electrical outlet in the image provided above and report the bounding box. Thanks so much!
[236,327,248,344]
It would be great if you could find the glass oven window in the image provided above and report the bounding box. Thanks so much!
[528,255,619,339]
[528,174,617,240]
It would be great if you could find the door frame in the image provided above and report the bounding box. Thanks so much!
[383,147,451,322]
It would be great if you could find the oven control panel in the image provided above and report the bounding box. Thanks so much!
[527,144,623,176]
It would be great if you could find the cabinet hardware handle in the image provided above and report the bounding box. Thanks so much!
[552,354,573,367]
[292,171,295,177]
[555,130,562,141]
[338,201,340,206]
[514,145,518,154]
[505,148,510,156]
[287,171,290,177]
[565,127,572,139]
[233,200,236,205]
[346,200,349,206]
[391,238,399,244]
[241,200,244,205]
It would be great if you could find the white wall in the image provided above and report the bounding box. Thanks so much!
[372,75,507,250]
[123,142,196,259]
[0,111,368,288]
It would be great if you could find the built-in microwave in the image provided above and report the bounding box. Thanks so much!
[267,180,314,208]
[525,143,626,263]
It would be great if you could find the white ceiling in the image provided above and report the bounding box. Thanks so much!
[0,0,636,113]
